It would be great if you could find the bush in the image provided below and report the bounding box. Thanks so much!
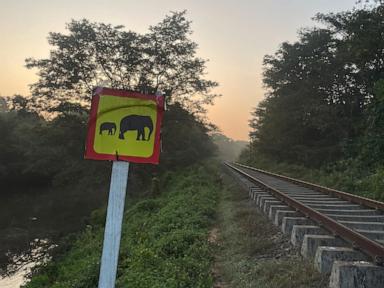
[24,163,219,288]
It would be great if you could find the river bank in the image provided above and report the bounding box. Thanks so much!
[0,180,109,286]
[24,163,219,287]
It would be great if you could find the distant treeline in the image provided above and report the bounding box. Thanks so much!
[0,98,216,193]
[212,133,247,162]
[1,11,219,193]
[242,2,384,200]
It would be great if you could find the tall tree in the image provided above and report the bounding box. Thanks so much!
[254,28,346,165]
[250,2,384,167]
[26,11,218,112]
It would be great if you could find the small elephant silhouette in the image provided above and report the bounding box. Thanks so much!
[119,115,153,141]
[99,122,116,135]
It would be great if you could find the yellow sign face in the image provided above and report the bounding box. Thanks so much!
[94,95,157,157]
[85,88,164,164]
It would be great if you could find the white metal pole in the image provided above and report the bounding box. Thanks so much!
[98,161,130,288]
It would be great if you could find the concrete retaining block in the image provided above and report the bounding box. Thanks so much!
[249,187,265,200]
[329,261,384,288]
[263,200,282,213]
[258,196,276,208]
[274,210,302,226]
[301,235,346,259]
[255,194,273,205]
[252,193,269,203]
[253,192,269,202]
[268,205,292,220]
[315,247,368,274]
[282,217,313,234]
[290,225,327,246]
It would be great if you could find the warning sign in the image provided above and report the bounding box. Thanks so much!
[85,87,164,164]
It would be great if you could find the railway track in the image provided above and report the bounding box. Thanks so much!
[225,162,384,288]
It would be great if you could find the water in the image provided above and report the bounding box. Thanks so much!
[0,239,54,287]
[0,263,34,288]
[0,184,107,287]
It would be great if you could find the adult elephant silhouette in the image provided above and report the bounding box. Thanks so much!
[119,115,154,141]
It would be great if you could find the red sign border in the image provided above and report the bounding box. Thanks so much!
[84,87,164,164]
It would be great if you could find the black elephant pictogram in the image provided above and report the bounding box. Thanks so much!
[99,122,117,135]
[119,115,154,141]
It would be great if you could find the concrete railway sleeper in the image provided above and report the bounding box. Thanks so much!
[225,162,384,288]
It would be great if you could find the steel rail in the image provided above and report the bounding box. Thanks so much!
[234,162,384,211]
[225,162,384,265]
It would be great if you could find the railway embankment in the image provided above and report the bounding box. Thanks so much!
[226,163,384,288]
[213,166,327,287]
[24,160,383,287]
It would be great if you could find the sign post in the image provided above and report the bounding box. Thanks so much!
[98,161,129,288]
[84,87,164,287]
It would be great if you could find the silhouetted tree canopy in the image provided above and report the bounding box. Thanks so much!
[249,2,384,167]
[3,11,219,189]
[26,11,218,113]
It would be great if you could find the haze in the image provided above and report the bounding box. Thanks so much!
[0,0,357,140]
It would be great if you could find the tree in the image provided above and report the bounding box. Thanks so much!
[248,2,384,167]
[26,11,218,113]
[23,11,219,182]
[252,28,347,166]
[18,11,220,191]
[358,80,384,166]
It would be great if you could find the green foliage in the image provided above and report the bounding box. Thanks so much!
[250,3,384,167]
[160,103,217,169]
[242,2,384,201]
[2,11,219,281]
[2,11,219,191]
[25,11,218,113]
[357,79,384,166]
[0,104,110,187]
[24,164,219,288]
[1,98,217,189]
[2,10,219,192]
[242,153,384,201]
[256,28,347,166]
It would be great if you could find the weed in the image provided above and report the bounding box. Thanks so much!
[24,163,219,288]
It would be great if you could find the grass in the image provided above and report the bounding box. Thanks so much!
[23,162,219,288]
[23,161,330,288]
[214,168,328,288]
[242,156,384,201]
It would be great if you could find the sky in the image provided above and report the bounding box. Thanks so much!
[0,0,358,140]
